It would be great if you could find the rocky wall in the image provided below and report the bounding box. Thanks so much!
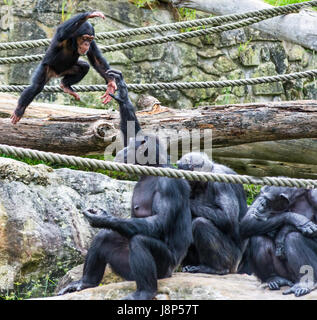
[0,0,317,111]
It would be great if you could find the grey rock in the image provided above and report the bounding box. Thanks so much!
[35,272,317,300]
[0,158,134,292]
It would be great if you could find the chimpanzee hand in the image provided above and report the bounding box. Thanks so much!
[103,69,128,104]
[296,221,317,237]
[83,208,113,228]
[88,11,105,20]
[101,79,117,104]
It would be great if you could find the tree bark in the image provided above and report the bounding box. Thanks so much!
[214,156,317,179]
[168,0,317,51]
[0,99,316,156]
[213,139,317,165]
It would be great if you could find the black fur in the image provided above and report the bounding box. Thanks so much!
[240,186,317,297]
[14,12,111,119]
[58,70,192,300]
[178,153,248,275]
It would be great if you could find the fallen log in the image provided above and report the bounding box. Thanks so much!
[168,0,317,51]
[214,156,317,180]
[0,97,316,155]
[213,139,317,165]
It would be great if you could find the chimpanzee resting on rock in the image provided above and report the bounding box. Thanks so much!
[177,152,248,275]
[11,11,117,124]
[58,69,193,300]
[240,186,317,297]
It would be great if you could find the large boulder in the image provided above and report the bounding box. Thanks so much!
[0,158,135,296]
[34,272,317,300]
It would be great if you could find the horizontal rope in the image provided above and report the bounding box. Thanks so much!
[0,144,316,189]
[0,1,316,51]
[1,3,316,66]
[0,69,316,93]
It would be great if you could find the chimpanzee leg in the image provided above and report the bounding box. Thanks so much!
[183,217,240,274]
[281,232,317,296]
[60,60,90,100]
[249,235,293,290]
[58,229,132,295]
[13,64,49,119]
[125,235,174,300]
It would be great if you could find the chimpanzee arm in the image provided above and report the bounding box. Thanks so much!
[84,178,186,239]
[105,69,142,146]
[190,184,240,239]
[84,211,163,239]
[55,12,91,41]
[240,211,317,239]
[87,41,110,79]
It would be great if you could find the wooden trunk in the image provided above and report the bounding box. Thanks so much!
[0,94,316,156]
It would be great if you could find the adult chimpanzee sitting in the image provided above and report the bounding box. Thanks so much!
[177,152,248,275]
[240,185,317,297]
[58,70,192,300]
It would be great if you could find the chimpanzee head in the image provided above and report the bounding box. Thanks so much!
[73,22,95,55]
[115,133,169,167]
[249,186,304,220]
[177,152,213,172]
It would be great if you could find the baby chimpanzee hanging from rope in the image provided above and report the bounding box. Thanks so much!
[11,11,117,124]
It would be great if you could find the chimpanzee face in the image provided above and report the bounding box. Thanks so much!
[250,186,291,220]
[76,34,94,55]
[115,135,168,166]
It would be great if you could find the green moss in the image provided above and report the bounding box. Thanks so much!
[244,184,262,206]
[0,153,139,181]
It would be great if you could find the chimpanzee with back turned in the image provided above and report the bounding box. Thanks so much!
[177,152,249,275]
[58,69,193,300]
[11,11,117,124]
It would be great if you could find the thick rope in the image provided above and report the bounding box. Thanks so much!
[0,69,316,93]
[0,1,316,51]
[0,7,315,65]
[0,144,316,189]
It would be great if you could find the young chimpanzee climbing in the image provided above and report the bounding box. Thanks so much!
[240,186,317,297]
[58,70,193,300]
[11,11,117,124]
[177,152,248,275]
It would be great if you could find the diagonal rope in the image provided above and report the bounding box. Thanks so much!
[0,144,316,189]
[0,0,316,51]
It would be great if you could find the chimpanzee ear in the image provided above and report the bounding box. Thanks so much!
[280,193,290,203]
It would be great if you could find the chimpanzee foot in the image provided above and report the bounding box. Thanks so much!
[182,265,229,275]
[60,83,80,101]
[283,282,313,297]
[57,280,93,295]
[122,290,156,300]
[10,113,21,125]
[265,276,293,290]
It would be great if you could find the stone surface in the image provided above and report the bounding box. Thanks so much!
[34,272,317,300]
[252,62,284,96]
[0,158,135,293]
